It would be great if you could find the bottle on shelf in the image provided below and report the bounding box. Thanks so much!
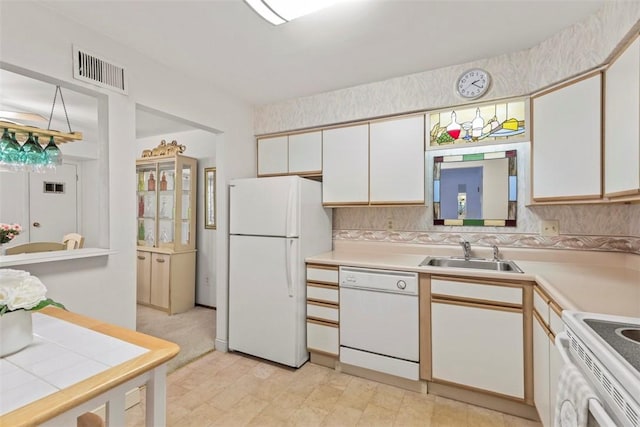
[138,221,145,241]
[138,173,144,191]
[138,196,145,217]
[160,172,168,191]
[148,172,156,191]
[471,108,484,138]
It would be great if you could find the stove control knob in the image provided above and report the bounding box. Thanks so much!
[397,280,407,290]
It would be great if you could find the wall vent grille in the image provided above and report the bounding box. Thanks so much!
[73,46,127,94]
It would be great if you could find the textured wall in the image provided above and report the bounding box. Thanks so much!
[253,3,640,253]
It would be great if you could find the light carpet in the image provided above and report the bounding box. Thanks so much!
[136,304,216,373]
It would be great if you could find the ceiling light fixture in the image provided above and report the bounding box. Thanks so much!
[245,0,340,25]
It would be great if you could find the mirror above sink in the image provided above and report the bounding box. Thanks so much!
[431,149,518,227]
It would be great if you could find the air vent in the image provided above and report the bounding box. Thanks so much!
[73,46,127,94]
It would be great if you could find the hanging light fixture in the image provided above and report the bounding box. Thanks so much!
[245,0,341,25]
[0,85,80,173]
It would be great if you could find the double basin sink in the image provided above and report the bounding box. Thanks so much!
[419,256,524,273]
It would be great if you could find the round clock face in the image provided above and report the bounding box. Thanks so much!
[456,69,491,99]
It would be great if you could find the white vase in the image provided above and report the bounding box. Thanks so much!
[0,309,33,357]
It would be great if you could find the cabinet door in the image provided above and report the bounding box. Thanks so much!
[431,301,524,399]
[322,124,369,205]
[533,315,551,427]
[289,131,322,175]
[549,338,564,425]
[532,73,602,201]
[369,115,425,204]
[605,36,640,198]
[136,251,151,304]
[150,253,170,309]
[258,135,288,176]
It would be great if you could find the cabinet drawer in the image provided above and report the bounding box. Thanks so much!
[549,305,563,336]
[307,302,339,323]
[431,278,522,305]
[307,266,338,284]
[533,287,550,325]
[307,284,339,304]
[307,320,339,355]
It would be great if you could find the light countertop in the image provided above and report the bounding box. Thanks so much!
[306,241,640,318]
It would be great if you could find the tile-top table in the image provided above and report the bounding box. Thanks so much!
[0,306,179,426]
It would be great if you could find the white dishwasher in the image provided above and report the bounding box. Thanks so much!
[339,266,420,380]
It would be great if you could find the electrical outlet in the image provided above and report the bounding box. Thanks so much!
[541,220,559,236]
[387,218,393,230]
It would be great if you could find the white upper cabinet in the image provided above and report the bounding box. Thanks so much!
[604,35,640,199]
[257,135,288,176]
[532,72,602,202]
[369,115,425,204]
[322,124,369,205]
[258,131,322,177]
[288,131,322,175]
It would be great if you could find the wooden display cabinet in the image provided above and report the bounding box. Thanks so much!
[135,154,197,314]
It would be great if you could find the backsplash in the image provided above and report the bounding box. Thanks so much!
[333,204,640,255]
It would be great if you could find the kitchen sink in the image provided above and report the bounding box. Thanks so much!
[419,256,524,273]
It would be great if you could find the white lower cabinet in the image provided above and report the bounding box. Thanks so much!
[307,320,339,355]
[534,314,552,427]
[306,264,340,357]
[430,277,527,401]
[431,301,525,398]
[533,286,565,427]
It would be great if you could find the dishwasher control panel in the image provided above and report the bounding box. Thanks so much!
[339,266,418,294]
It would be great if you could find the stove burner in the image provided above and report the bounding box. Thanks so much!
[617,327,640,344]
[583,318,640,373]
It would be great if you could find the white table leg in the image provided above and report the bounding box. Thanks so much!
[106,391,125,427]
[145,364,167,427]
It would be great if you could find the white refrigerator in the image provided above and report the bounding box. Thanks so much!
[228,176,332,367]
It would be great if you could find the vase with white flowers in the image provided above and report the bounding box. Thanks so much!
[0,269,65,357]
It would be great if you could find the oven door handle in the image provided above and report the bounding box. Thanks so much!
[555,332,619,427]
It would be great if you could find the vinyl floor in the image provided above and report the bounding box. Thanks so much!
[125,350,542,427]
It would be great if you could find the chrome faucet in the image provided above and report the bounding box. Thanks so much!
[492,245,500,261]
[460,240,471,260]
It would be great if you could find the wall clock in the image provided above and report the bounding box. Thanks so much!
[456,68,491,99]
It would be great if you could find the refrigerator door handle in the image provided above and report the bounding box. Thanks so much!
[285,179,296,237]
[285,238,295,297]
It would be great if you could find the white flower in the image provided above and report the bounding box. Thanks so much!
[0,269,48,311]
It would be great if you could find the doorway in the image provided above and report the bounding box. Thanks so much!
[29,163,78,241]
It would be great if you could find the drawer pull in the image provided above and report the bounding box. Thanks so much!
[156,258,166,263]
[137,256,146,260]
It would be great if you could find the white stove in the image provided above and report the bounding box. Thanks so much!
[562,311,640,427]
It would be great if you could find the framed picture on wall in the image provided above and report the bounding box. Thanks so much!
[204,167,216,229]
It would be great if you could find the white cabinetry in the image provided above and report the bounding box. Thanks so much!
[532,286,565,427]
[258,131,322,177]
[289,131,322,175]
[369,115,425,204]
[605,35,640,199]
[322,115,425,206]
[257,135,288,176]
[532,72,602,202]
[306,264,340,359]
[322,124,369,205]
[430,277,528,400]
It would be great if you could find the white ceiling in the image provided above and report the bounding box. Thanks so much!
[2,0,606,140]
[38,0,605,106]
